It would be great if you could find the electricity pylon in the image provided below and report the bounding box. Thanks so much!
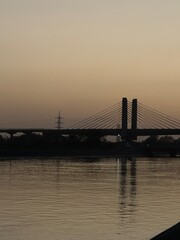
[56,111,63,129]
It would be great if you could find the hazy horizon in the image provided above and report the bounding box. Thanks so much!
[1,0,180,128]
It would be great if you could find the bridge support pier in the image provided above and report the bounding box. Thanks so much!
[9,133,13,140]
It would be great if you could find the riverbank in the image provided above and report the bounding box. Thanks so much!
[0,146,179,158]
[1,134,180,157]
[151,222,180,239]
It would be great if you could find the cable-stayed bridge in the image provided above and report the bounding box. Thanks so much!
[1,97,180,141]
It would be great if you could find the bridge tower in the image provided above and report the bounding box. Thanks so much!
[121,97,138,141]
[131,99,138,140]
[121,97,128,140]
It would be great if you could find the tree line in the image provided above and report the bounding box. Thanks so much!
[0,134,180,149]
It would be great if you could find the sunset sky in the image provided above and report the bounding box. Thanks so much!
[1,0,180,128]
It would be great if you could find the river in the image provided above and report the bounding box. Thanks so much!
[0,157,179,240]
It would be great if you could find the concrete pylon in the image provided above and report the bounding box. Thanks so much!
[121,97,128,140]
[131,99,137,140]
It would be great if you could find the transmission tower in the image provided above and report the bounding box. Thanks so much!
[56,111,63,129]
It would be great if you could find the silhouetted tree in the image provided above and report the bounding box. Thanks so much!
[158,136,174,146]
[82,134,106,147]
[143,135,159,146]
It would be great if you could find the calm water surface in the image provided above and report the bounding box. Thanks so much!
[0,157,179,240]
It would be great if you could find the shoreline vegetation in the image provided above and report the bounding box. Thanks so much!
[0,134,180,157]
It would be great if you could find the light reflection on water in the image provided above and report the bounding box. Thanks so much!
[0,157,179,240]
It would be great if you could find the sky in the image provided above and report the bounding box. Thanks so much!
[1,0,180,128]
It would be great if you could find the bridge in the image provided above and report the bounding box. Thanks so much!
[1,97,180,141]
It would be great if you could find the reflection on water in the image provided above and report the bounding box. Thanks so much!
[0,157,179,240]
[117,158,137,216]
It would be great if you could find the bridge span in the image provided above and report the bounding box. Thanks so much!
[1,98,180,141]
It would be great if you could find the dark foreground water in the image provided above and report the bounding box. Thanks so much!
[0,157,179,240]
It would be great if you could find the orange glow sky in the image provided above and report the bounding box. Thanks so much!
[1,0,180,128]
